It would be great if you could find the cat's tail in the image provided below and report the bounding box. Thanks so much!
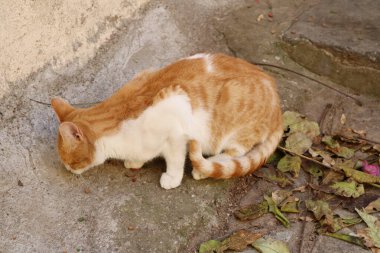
[189,128,283,179]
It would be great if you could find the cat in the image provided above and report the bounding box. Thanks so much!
[51,53,283,189]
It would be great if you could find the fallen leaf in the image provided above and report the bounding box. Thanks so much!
[285,132,312,155]
[221,230,262,251]
[322,136,355,159]
[305,200,333,221]
[199,240,221,253]
[293,185,307,192]
[352,129,366,136]
[271,189,293,205]
[254,167,293,187]
[199,230,262,253]
[322,170,345,185]
[308,148,320,158]
[365,198,380,213]
[266,150,283,164]
[315,150,336,167]
[264,195,290,227]
[277,155,302,177]
[234,201,269,221]
[281,197,299,213]
[289,120,320,139]
[283,111,303,131]
[324,232,368,249]
[303,163,324,178]
[355,209,380,249]
[331,180,365,198]
[341,193,380,212]
[338,165,380,184]
[252,238,290,253]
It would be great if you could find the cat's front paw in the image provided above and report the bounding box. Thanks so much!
[160,173,182,189]
[124,160,144,170]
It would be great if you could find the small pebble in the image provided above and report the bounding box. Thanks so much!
[17,180,23,187]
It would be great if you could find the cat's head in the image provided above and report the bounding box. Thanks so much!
[51,98,100,174]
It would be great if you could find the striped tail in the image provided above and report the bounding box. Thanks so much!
[189,129,283,180]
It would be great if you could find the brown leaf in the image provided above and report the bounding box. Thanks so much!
[365,198,380,213]
[221,230,262,251]
[234,201,269,221]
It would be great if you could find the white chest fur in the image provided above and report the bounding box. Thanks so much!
[93,94,211,164]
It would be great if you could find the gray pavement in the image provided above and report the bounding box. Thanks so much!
[1,0,379,252]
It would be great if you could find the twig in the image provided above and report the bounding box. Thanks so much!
[277,146,333,170]
[251,62,363,106]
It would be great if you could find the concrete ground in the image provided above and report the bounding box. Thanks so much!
[1,0,379,252]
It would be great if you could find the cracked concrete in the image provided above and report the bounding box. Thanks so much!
[1,0,379,252]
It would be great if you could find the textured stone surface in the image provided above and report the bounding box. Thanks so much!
[282,0,380,97]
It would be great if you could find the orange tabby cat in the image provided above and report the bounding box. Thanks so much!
[51,53,283,189]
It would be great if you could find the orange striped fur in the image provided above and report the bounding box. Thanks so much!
[51,53,282,188]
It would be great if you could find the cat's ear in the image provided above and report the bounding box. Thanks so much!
[59,122,84,148]
[51,97,75,122]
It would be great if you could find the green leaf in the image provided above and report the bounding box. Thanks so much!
[234,201,269,221]
[289,120,320,139]
[277,155,302,177]
[305,200,333,221]
[355,209,380,248]
[199,240,221,253]
[264,195,290,227]
[254,168,293,187]
[335,161,380,184]
[285,132,312,155]
[281,200,299,213]
[303,164,323,178]
[266,150,283,164]
[324,233,368,249]
[331,180,365,198]
[252,238,290,253]
[283,111,303,131]
[322,136,355,159]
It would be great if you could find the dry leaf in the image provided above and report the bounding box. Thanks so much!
[199,230,262,253]
[331,180,365,198]
[271,190,293,205]
[277,155,302,177]
[365,198,380,213]
[234,201,269,221]
[355,209,380,249]
[252,238,290,253]
[322,136,355,159]
[285,132,313,155]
